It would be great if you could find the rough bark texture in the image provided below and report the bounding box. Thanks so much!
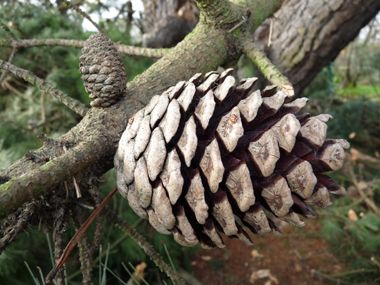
[254,0,380,94]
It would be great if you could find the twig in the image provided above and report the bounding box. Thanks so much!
[40,92,46,123]
[0,20,19,84]
[228,15,248,33]
[53,229,66,285]
[0,58,89,117]
[311,269,357,285]
[89,184,103,255]
[1,76,28,100]
[330,268,378,278]
[117,44,167,58]
[0,39,168,58]
[371,257,380,269]
[72,204,92,285]
[0,47,18,84]
[0,21,17,40]
[102,207,186,285]
[62,0,105,35]
[73,177,82,198]
[75,201,94,210]
[242,40,294,97]
[268,17,274,47]
[348,165,380,215]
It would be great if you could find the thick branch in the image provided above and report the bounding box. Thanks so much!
[0,39,167,58]
[0,59,89,117]
[0,140,107,218]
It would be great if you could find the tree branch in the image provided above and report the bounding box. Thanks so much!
[242,40,294,97]
[0,21,18,84]
[0,39,167,58]
[0,139,108,219]
[0,59,89,117]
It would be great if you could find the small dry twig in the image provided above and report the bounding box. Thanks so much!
[0,58,89,117]
[62,0,105,35]
[242,40,294,97]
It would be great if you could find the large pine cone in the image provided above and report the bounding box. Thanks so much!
[79,33,127,107]
[114,69,349,248]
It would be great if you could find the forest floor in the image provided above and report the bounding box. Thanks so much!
[191,217,344,285]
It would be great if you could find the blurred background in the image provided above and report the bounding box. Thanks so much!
[0,1,379,284]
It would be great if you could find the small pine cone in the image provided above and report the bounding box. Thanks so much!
[79,33,127,107]
[114,69,350,248]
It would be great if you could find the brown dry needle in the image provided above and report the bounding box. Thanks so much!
[45,186,118,284]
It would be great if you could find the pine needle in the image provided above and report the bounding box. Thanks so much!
[46,233,55,268]
[128,262,149,285]
[102,262,129,285]
[24,261,40,285]
[163,243,176,273]
[36,267,45,285]
[99,245,102,285]
[122,262,140,285]
[101,243,110,285]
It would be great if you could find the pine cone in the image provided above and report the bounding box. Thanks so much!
[114,69,349,248]
[79,33,127,107]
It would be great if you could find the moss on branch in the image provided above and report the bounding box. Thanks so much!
[243,40,294,96]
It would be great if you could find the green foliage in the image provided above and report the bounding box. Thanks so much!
[336,85,380,97]
[321,196,380,282]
